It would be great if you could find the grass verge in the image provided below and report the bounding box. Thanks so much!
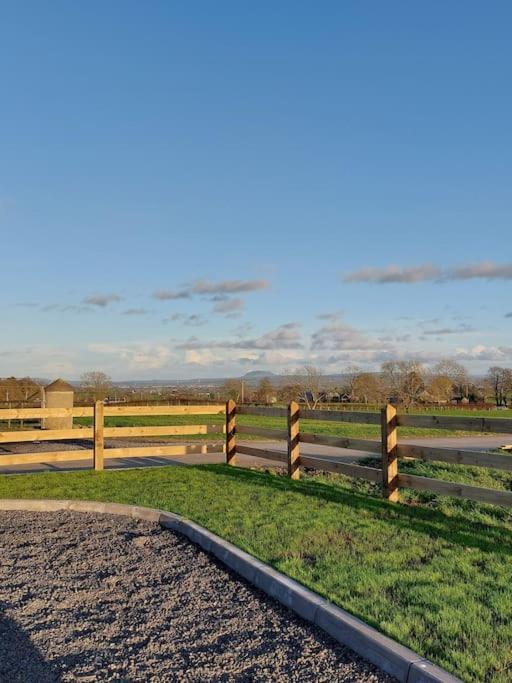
[0,464,510,682]
[73,413,472,440]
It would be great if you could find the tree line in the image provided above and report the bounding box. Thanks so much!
[220,361,512,408]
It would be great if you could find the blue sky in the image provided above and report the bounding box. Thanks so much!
[1,1,511,379]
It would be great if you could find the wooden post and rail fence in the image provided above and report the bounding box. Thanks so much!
[0,402,512,508]
[230,402,512,508]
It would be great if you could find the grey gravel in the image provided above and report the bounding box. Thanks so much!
[0,511,396,682]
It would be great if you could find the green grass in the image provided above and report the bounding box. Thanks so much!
[400,407,512,419]
[1,464,511,682]
[73,412,471,440]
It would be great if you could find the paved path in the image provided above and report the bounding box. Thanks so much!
[0,434,510,475]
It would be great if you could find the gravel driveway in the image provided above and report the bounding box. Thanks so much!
[0,511,395,682]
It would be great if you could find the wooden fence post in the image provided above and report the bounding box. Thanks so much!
[287,401,300,479]
[381,403,398,501]
[226,399,236,465]
[94,400,104,471]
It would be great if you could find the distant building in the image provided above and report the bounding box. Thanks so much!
[43,378,75,430]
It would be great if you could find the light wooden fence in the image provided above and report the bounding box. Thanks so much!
[2,401,512,508]
[0,404,225,469]
[231,402,512,508]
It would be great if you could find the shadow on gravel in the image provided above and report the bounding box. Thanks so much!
[195,464,512,557]
[0,606,59,682]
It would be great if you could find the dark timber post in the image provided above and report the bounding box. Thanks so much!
[226,399,237,466]
[287,401,300,480]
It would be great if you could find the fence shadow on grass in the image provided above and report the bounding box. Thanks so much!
[0,605,59,682]
[193,464,512,558]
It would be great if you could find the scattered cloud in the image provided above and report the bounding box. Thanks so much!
[177,323,303,351]
[166,313,207,327]
[343,261,512,284]
[232,322,253,338]
[506,312,512,318]
[153,278,268,301]
[452,262,512,280]
[191,279,268,295]
[422,325,475,336]
[88,342,174,370]
[454,345,512,362]
[153,289,190,301]
[311,321,393,352]
[41,304,91,314]
[240,323,303,350]
[122,308,149,316]
[83,293,122,307]
[317,310,344,321]
[213,297,245,316]
[344,264,441,284]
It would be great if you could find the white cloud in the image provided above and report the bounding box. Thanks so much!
[88,342,173,370]
[213,297,245,315]
[153,278,268,301]
[83,293,122,307]
[343,261,512,284]
[454,345,512,361]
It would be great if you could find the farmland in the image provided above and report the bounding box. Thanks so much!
[72,409,480,440]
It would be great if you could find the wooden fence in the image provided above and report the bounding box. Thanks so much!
[230,402,512,508]
[2,401,512,508]
[0,404,225,469]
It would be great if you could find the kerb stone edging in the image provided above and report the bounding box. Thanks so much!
[0,499,462,683]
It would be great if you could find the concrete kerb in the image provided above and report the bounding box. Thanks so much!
[0,498,462,683]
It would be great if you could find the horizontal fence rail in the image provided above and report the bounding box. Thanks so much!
[397,413,512,433]
[236,445,288,463]
[397,444,512,472]
[0,444,224,468]
[0,424,225,444]
[299,432,382,455]
[299,455,382,483]
[0,404,224,422]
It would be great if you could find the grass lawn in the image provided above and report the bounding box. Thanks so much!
[73,412,474,440]
[1,464,511,682]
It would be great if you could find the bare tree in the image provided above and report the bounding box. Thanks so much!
[253,377,275,404]
[80,371,112,401]
[294,365,324,409]
[486,366,512,407]
[219,378,243,402]
[381,360,425,407]
[276,379,302,403]
[431,359,469,398]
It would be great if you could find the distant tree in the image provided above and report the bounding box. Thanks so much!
[220,378,243,402]
[427,375,454,404]
[486,366,512,407]
[431,359,469,398]
[276,381,302,403]
[350,372,385,404]
[381,360,425,407]
[295,365,324,410]
[253,377,274,404]
[80,371,112,401]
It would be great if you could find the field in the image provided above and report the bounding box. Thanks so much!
[72,411,476,440]
[1,462,511,682]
